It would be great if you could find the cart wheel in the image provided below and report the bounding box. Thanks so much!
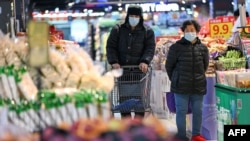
[144,108,154,118]
[113,112,122,120]
[131,111,135,119]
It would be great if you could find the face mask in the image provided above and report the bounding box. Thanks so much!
[129,17,140,27]
[184,32,197,42]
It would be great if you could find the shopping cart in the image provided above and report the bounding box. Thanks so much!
[110,66,152,117]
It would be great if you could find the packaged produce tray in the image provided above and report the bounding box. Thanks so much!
[215,58,246,70]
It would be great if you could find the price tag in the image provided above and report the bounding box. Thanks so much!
[209,17,234,39]
[27,21,49,67]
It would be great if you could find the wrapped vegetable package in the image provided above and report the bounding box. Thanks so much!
[41,64,61,83]
[65,73,80,88]
[49,49,70,79]
[17,71,38,100]
[5,52,22,67]
[66,52,88,75]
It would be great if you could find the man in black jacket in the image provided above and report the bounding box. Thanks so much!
[106,5,155,118]
[106,5,155,73]
[166,20,209,141]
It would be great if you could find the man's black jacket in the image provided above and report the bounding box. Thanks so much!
[106,23,155,66]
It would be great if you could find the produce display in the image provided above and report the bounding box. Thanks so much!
[0,114,176,141]
[1,89,109,133]
[40,117,174,141]
[216,69,250,88]
[215,50,246,70]
[241,39,250,68]
[0,30,122,140]
[153,37,177,71]
[153,36,228,75]
[0,31,119,98]
[200,37,227,54]
[0,65,37,102]
[200,37,228,75]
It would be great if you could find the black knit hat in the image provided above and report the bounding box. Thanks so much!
[127,5,143,16]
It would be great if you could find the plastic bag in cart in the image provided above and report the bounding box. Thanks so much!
[112,98,144,112]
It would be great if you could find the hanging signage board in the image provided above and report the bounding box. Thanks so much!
[199,20,210,36]
[238,0,246,4]
[209,16,234,39]
[125,3,179,12]
[27,21,49,67]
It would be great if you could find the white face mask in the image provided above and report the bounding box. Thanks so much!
[129,17,140,27]
[184,32,197,42]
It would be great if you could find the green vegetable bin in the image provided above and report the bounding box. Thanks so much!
[215,83,250,141]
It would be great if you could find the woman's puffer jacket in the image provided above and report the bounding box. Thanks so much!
[166,37,209,95]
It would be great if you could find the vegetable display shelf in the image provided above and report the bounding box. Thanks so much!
[215,83,250,141]
[1,89,109,132]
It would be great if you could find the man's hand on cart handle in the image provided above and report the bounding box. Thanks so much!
[112,63,121,69]
[139,63,148,73]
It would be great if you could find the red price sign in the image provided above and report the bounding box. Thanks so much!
[209,17,234,39]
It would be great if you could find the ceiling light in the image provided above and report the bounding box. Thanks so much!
[68,2,75,7]
[55,7,59,13]
[194,11,199,18]
[88,9,93,14]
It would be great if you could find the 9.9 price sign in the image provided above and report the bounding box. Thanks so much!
[209,17,234,39]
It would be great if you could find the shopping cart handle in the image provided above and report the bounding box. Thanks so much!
[121,65,139,69]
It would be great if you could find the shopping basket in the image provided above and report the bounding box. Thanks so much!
[110,66,152,114]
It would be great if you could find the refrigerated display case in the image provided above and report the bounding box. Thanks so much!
[201,77,217,141]
[215,83,250,141]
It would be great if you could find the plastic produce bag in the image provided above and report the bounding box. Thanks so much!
[166,92,192,114]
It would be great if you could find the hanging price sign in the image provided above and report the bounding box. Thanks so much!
[28,21,49,67]
[209,16,234,39]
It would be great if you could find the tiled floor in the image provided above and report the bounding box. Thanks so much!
[144,111,178,134]
[160,118,177,133]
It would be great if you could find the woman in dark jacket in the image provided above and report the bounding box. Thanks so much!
[106,5,155,73]
[166,20,209,141]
